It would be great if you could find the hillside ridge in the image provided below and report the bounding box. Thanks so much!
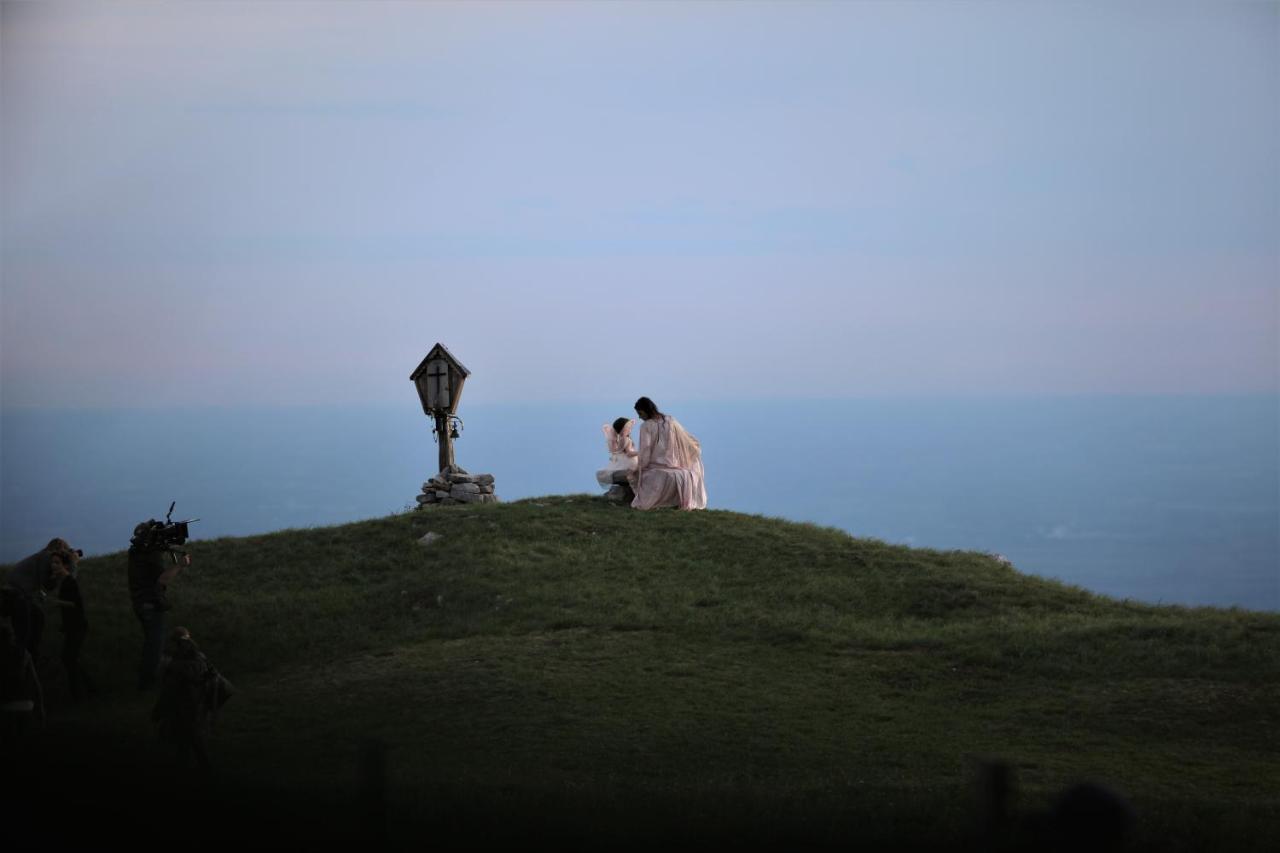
[11,495,1280,851]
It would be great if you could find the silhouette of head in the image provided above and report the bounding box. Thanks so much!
[634,397,661,420]
[1052,782,1133,852]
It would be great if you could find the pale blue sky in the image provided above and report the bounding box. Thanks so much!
[2,0,1276,407]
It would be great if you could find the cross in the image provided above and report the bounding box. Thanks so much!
[426,361,454,471]
[412,346,469,476]
[427,361,449,409]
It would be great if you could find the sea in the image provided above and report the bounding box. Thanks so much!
[1,396,1276,611]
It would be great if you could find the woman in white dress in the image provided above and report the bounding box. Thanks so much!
[596,417,639,488]
[630,397,707,511]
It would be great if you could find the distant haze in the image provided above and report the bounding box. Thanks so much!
[2,1,1276,407]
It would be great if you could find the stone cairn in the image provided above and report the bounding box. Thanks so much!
[416,464,498,507]
[602,470,634,504]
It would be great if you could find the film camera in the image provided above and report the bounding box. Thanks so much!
[130,502,200,559]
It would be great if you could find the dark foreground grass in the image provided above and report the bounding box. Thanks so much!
[7,495,1278,850]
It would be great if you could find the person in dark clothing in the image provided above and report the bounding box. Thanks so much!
[152,628,231,772]
[3,538,78,658]
[50,553,95,702]
[127,535,189,691]
[0,620,45,758]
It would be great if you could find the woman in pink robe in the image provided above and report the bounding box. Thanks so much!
[629,396,707,511]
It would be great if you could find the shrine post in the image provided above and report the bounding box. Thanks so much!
[410,343,470,474]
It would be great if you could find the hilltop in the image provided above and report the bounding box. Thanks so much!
[9,496,1280,850]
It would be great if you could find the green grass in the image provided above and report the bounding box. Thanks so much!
[15,495,1280,849]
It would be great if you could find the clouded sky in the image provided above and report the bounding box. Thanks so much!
[2,1,1276,407]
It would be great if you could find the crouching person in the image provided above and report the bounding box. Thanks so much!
[152,627,233,774]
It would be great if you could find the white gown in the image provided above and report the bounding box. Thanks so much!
[596,422,638,488]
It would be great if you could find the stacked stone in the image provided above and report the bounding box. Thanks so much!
[603,470,634,504]
[416,464,499,506]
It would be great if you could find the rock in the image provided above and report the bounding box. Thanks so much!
[418,532,442,546]
[434,490,449,500]
[478,494,500,504]
[474,474,495,486]
[604,485,633,503]
[478,484,495,494]
[451,482,481,495]
[449,473,476,484]
[454,491,481,503]
[443,464,468,476]
[416,494,434,504]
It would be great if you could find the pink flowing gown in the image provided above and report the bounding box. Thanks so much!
[630,415,707,511]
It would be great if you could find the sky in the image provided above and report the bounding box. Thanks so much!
[2,0,1277,408]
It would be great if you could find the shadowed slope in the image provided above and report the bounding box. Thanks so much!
[11,495,1279,850]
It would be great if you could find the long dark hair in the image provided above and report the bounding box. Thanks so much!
[612,417,629,434]
[634,397,661,420]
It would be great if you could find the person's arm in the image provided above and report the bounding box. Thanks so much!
[640,423,656,467]
[48,570,74,607]
[158,552,191,586]
[25,653,45,724]
[634,423,655,486]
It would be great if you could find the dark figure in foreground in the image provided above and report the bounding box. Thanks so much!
[1041,781,1134,852]
[975,759,1134,852]
[128,525,189,690]
[2,537,79,658]
[0,621,45,758]
[50,552,95,702]
[152,627,233,772]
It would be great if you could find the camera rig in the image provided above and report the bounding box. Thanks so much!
[130,501,199,560]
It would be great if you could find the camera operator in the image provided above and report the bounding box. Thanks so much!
[49,552,96,703]
[128,522,191,691]
[2,538,80,658]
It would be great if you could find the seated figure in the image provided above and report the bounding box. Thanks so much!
[597,417,639,502]
[630,397,707,511]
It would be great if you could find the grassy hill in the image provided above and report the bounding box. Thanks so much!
[10,495,1280,850]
